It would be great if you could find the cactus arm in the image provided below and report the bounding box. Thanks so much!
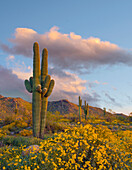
[41,75,51,97]
[84,101,89,120]
[84,100,87,120]
[42,88,47,96]
[45,79,55,97]
[42,75,51,89]
[29,77,33,89]
[24,80,32,93]
[32,42,41,138]
[41,48,48,82]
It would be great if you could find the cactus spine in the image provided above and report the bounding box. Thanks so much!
[24,42,55,138]
[79,96,82,122]
[84,100,89,120]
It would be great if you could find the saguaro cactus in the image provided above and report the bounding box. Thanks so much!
[84,100,89,120]
[104,107,106,116]
[25,42,55,138]
[40,48,55,138]
[14,101,18,115]
[79,96,82,122]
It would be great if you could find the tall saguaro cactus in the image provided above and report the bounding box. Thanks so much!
[79,96,82,122]
[84,100,89,120]
[24,42,55,138]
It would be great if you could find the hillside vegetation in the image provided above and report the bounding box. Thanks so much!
[0,95,132,169]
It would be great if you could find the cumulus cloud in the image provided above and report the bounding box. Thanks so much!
[49,71,86,102]
[49,70,100,106]
[0,65,31,101]
[5,57,33,80]
[0,61,100,105]
[1,26,132,73]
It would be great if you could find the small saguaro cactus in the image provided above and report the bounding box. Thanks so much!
[25,42,55,138]
[14,101,18,115]
[84,100,89,120]
[79,96,82,122]
[104,107,106,116]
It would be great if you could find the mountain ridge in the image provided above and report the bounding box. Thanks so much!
[0,95,128,119]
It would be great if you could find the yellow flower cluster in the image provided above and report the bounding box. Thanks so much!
[19,129,33,136]
[0,124,132,169]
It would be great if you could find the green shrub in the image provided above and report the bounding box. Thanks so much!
[2,136,42,147]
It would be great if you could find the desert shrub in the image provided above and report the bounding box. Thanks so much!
[3,116,14,125]
[15,120,28,128]
[46,121,67,133]
[2,136,42,147]
[2,120,28,134]
[58,118,70,122]
[63,113,78,123]
[0,118,3,126]
[0,129,6,139]
[19,129,33,136]
[22,113,32,126]
[2,122,16,131]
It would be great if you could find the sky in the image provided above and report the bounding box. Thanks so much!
[1,0,132,115]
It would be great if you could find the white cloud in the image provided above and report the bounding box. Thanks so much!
[12,70,32,80]
[6,58,33,80]
[0,65,31,101]
[1,26,132,73]
[5,58,100,105]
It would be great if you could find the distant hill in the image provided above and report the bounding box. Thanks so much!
[0,95,32,119]
[0,95,128,120]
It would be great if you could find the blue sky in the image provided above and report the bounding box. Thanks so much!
[1,0,132,115]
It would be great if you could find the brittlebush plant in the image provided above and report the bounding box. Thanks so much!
[1,124,132,170]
